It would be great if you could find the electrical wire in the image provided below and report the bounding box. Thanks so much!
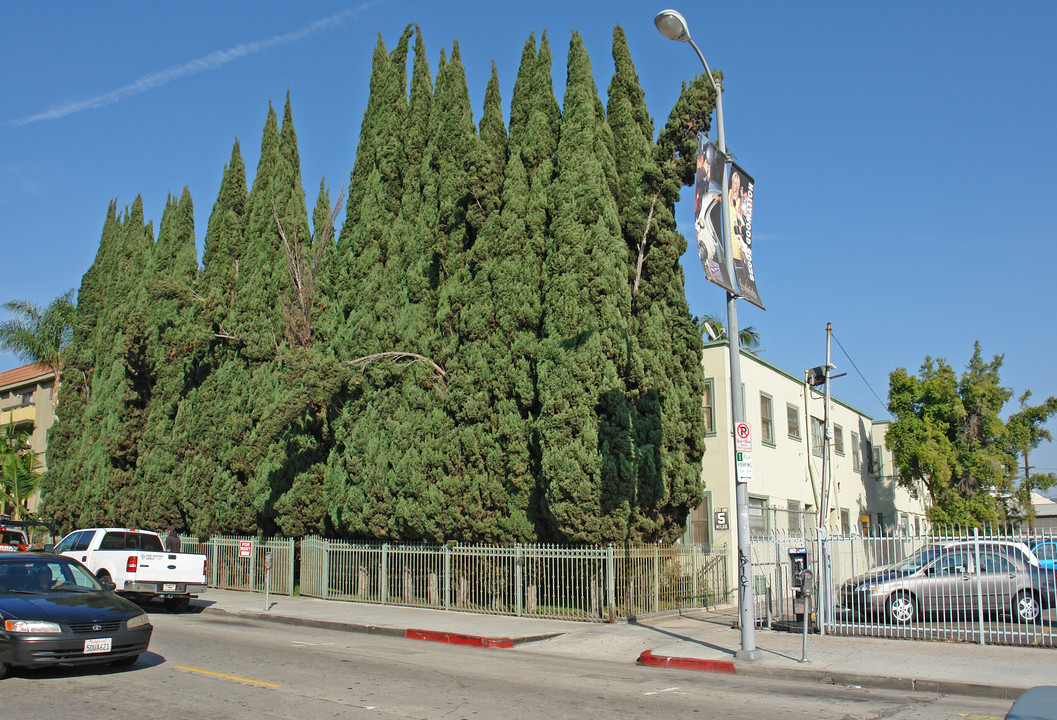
[831,332,892,419]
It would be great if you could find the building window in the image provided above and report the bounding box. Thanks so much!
[810,417,824,457]
[869,446,881,477]
[851,431,860,470]
[748,496,769,535]
[833,424,844,455]
[840,508,851,535]
[787,500,802,533]
[786,403,801,440]
[760,393,775,446]
[688,494,712,546]
[701,379,715,436]
[18,391,34,408]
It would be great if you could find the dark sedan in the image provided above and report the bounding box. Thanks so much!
[0,552,152,678]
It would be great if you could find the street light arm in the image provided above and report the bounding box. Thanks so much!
[686,38,726,154]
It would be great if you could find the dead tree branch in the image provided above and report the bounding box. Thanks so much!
[632,189,661,300]
[345,352,450,398]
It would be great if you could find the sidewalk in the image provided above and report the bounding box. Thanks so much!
[188,589,1053,700]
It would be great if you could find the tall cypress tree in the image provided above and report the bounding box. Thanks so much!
[538,33,633,543]
[200,141,249,335]
[44,199,154,527]
[607,27,704,541]
[325,28,420,539]
[131,188,199,529]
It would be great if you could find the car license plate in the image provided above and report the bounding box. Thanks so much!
[162,583,177,592]
[84,638,112,654]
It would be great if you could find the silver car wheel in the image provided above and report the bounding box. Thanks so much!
[887,593,916,624]
[1015,591,1040,622]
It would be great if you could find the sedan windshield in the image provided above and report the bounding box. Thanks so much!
[888,546,943,574]
[0,558,103,594]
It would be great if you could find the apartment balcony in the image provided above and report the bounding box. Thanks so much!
[0,405,35,426]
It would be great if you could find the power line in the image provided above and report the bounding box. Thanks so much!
[831,332,891,419]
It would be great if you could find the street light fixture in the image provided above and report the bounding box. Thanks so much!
[655,8,762,661]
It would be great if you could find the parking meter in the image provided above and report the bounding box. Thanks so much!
[264,551,273,611]
[799,568,813,663]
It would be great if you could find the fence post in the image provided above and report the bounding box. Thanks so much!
[606,545,616,622]
[515,545,524,617]
[652,545,660,614]
[321,537,330,599]
[381,544,389,605]
[285,538,293,596]
[209,537,217,588]
[974,527,985,646]
[443,545,451,611]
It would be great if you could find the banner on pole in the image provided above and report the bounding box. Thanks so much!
[728,160,764,310]
[694,138,737,295]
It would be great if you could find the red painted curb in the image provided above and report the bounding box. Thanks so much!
[638,650,737,674]
[405,628,513,648]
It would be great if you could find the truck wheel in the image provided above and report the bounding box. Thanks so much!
[165,597,190,613]
[96,570,116,592]
[0,658,7,679]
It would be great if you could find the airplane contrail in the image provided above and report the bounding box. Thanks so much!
[10,4,378,126]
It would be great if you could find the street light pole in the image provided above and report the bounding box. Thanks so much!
[655,8,761,661]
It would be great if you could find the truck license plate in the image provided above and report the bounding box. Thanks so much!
[162,583,177,592]
[84,638,112,654]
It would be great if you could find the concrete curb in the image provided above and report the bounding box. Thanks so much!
[199,606,561,649]
[406,629,513,648]
[638,650,736,674]
[199,606,406,639]
[636,649,1029,701]
[198,605,1028,701]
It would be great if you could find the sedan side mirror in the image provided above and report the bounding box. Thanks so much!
[43,544,55,553]
[100,579,117,592]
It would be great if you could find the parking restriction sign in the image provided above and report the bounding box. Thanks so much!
[735,422,752,452]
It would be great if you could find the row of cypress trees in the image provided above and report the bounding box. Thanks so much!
[43,26,719,545]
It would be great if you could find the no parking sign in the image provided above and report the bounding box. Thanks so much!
[734,422,753,483]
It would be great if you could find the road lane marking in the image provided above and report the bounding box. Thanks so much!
[176,665,281,687]
[643,686,681,695]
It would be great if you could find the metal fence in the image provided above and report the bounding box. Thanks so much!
[299,538,729,622]
[181,535,295,596]
[749,526,1057,647]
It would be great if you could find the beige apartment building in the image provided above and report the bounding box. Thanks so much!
[0,362,56,515]
[684,340,930,550]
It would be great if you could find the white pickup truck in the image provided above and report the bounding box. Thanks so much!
[54,527,207,611]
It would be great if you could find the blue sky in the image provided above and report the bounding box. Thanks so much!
[3,2,1057,485]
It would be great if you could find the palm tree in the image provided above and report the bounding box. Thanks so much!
[698,312,761,352]
[1,423,41,520]
[0,290,76,414]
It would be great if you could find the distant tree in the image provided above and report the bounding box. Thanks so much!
[1005,391,1057,522]
[0,289,76,413]
[886,342,1054,526]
